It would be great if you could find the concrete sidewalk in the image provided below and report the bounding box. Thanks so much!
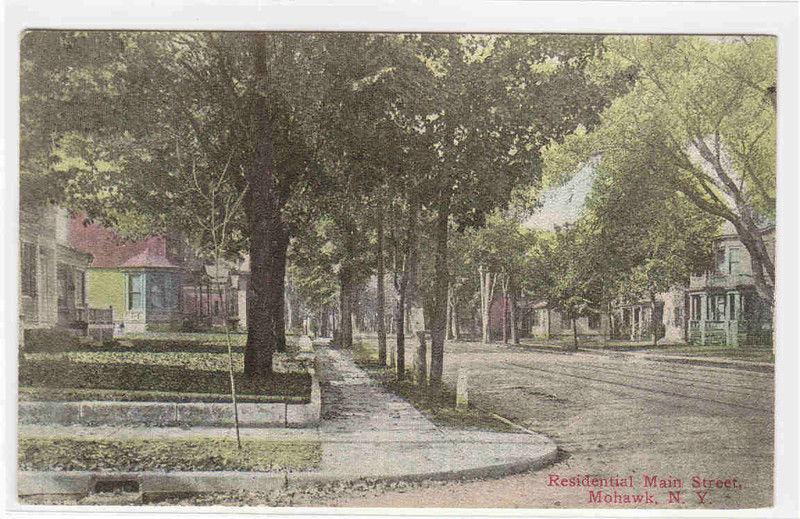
[18,344,557,496]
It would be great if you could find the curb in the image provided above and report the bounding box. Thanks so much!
[17,436,558,498]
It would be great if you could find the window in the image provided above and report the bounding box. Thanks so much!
[728,247,741,275]
[588,313,601,330]
[214,300,220,316]
[128,273,143,310]
[21,242,37,297]
[531,309,540,327]
[149,276,165,309]
[729,293,736,320]
[707,294,726,321]
[715,247,726,274]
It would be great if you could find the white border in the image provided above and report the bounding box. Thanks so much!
[2,1,798,519]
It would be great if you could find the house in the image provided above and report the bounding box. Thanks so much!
[686,221,774,347]
[19,204,112,339]
[525,301,610,340]
[67,216,191,334]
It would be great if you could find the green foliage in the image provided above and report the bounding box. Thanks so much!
[545,36,776,208]
[541,221,603,320]
[542,35,775,302]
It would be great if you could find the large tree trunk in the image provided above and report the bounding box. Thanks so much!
[243,32,288,377]
[450,292,460,341]
[478,267,496,345]
[319,309,328,337]
[429,196,450,385]
[338,270,353,349]
[501,274,509,344]
[445,285,453,341]
[569,316,579,351]
[376,204,387,365]
[395,199,420,379]
[510,288,519,345]
[394,292,404,375]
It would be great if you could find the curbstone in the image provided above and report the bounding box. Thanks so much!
[237,403,286,426]
[287,373,321,426]
[176,402,233,426]
[17,434,557,497]
[18,471,92,495]
[18,402,82,425]
[80,402,176,426]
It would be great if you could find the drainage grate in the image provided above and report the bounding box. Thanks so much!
[93,478,140,494]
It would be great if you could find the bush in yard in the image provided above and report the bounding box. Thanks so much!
[23,328,81,353]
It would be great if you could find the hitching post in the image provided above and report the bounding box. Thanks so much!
[456,366,469,409]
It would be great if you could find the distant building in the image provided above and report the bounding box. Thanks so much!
[181,262,244,329]
[610,289,686,344]
[522,301,609,340]
[19,204,112,338]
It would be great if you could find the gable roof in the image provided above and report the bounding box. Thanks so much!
[67,216,181,269]
[523,161,596,232]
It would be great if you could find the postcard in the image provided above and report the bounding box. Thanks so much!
[5,2,797,517]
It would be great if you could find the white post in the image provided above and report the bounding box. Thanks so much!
[456,366,469,409]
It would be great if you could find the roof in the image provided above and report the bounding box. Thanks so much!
[523,161,596,232]
[67,215,181,269]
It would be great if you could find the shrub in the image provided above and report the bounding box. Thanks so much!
[23,328,81,353]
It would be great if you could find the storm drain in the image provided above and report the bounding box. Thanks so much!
[92,478,140,494]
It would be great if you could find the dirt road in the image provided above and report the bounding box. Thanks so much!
[324,342,773,509]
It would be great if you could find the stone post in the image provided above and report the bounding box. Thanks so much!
[456,367,469,409]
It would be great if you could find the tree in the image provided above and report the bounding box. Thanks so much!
[585,152,718,346]
[540,221,604,351]
[388,34,622,384]
[21,31,403,375]
[544,35,776,305]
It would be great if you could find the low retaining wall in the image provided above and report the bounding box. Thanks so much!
[19,355,321,428]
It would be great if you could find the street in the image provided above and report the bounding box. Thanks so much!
[327,341,774,509]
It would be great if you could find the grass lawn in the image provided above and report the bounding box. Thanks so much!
[18,437,321,472]
[351,339,516,433]
[516,337,774,363]
[19,333,311,403]
[637,344,775,363]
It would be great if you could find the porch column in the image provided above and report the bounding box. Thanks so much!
[728,291,739,347]
[699,293,707,345]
